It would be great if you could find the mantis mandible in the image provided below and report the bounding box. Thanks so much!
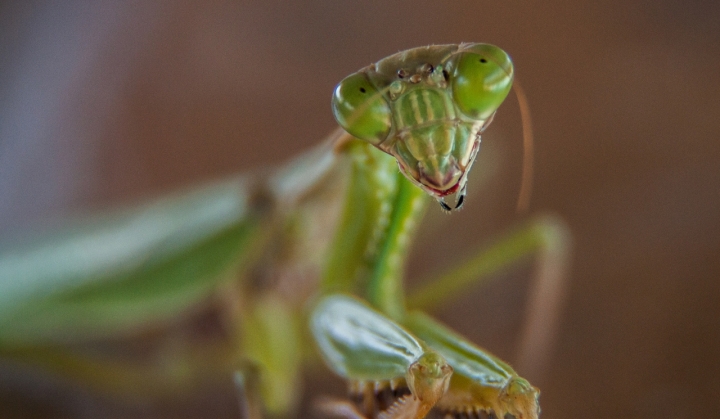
[0,43,569,419]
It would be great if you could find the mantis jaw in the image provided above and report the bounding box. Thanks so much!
[389,135,479,212]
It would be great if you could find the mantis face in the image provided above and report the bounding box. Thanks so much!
[332,43,514,211]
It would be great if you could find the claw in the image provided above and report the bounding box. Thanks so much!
[455,183,468,210]
[438,199,452,212]
[455,194,465,210]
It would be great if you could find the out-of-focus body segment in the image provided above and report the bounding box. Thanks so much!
[311,295,453,419]
[405,311,540,419]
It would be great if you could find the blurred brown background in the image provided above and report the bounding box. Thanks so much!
[1,0,719,418]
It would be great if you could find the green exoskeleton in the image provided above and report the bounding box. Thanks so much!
[309,296,541,419]
[332,43,513,211]
[317,43,539,419]
[311,295,453,419]
[0,43,568,419]
[406,312,539,419]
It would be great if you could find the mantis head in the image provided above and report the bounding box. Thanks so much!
[332,43,514,211]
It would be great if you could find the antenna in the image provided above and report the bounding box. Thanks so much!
[513,78,534,213]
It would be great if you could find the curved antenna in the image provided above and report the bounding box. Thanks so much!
[512,78,534,213]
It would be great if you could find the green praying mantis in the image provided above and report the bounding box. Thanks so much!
[0,43,569,419]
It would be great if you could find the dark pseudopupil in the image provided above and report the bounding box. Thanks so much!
[480,58,487,63]
[360,87,366,93]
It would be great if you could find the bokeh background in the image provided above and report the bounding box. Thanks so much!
[1,1,719,418]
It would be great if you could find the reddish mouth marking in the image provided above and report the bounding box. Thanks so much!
[396,160,462,198]
[426,182,460,197]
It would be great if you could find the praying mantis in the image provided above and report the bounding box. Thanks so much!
[0,43,569,419]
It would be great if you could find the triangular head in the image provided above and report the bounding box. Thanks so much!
[332,43,514,211]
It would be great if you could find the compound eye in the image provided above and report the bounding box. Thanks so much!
[331,72,392,144]
[451,44,514,120]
